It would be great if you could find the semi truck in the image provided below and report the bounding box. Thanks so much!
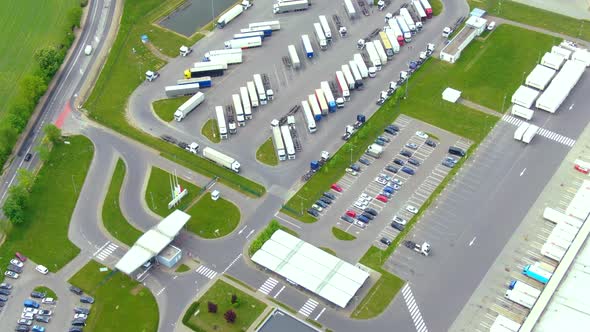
[240,26,272,37]
[379,31,394,58]
[232,94,246,127]
[395,16,412,42]
[320,81,337,112]
[165,83,200,97]
[240,87,252,120]
[523,262,554,284]
[301,100,317,133]
[400,8,417,33]
[341,64,356,90]
[384,28,401,53]
[315,89,329,115]
[388,19,405,46]
[509,280,541,299]
[249,21,281,31]
[174,92,204,121]
[203,49,243,65]
[273,0,309,14]
[353,53,369,78]
[179,45,192,56]
[247,81,259,108]
[145,70,160,82]
[411,0,428,22]
[543,207,584,229]
[288,45,301,69]
[373,40,388,65]
[233,31,266,40]
[224,36,262,49]
[419,0,433,18]
[271,124,287,161]
[202,147,240,172]
[217,4,243,28]
[348,60,364,88]
[514,122,529,141]
[253,74,267,105]
[318,15,332,42]
[511,105,534,120]
[308,94,322,121]
[336,71,350,101]
[490,315,521,332]
[280,125,296,159]
[301,34,314,58]
[177,77,212,87]
[344,0,357,19]
[215,106,228,139]
[314,23,328,50]
[365,41,382,71]
[184,62,227,78]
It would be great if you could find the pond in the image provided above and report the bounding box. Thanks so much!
[159,0,237,37]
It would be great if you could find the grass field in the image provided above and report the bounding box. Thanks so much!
[0,0,79,117]
[185,192,240,238]
[84,0,265,198]
[256,138,278,166]
[351,272,404,319]
[152,96,190,122]
[145,167,200,217]
[431,0,443,16]
[69,260,159,332]
[33,286,58,300]
[102,159,143,247]
[183,280,267,332]
[468,0,590,41]
[0,136,93,272]
[201,119,221,143]
[332,227,356,241]
[175,263,190,273]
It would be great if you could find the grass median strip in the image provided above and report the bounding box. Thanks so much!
[145,166,200,216]
[256,138,278,166]
[69,260,159,332]
[102,159,143,247]
[0,136,93,272]
[332,227,356,241]
[33,286,57,300]
[152,96,190,122]
[185,192,240,238]
[201,118,221,143]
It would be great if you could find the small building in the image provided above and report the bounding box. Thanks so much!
[442,87,462,103]
[157,245,182,268]
[439,16,487,63]
[470,8,486,18]
[525,65,556,91]
[511,85,540,109]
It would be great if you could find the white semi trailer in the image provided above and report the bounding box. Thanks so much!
[202,147,240,172]
[174,92,204,121]
[215,106,228,139]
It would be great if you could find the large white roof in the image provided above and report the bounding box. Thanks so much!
[566,180,590,220]
[251,230,369,308]
[115,246,153,275]
[156,209,191,238]
[511,85,540,109]
[525,64,556,91]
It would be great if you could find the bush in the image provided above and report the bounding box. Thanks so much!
[182,302,200,331]
[35,47,64,81]
[248,220,281,256]
[80,0,89,7]
[208,302,217,313]
[224,310,236,323]
[66,7,83,29]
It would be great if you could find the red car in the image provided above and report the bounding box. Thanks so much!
[15,252,27,262]
[376,195,388,203]
[346,210,357,218]
[574,164,590,174]
[331,184,343,192]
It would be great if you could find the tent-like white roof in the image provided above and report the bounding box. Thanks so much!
[541,52,565,70]
[511,85,540,109]
[442,87,461,103]
[115,210,191,275]
[566,180,590,220]
[525,64,556,91]
[251,230,369,308]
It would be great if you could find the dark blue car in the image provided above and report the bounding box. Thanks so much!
[357,215,370,223]
[402,166,415,175]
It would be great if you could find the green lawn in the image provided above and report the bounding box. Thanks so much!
[84,0,265,198]
[469,0,590,41]
[201,119,221,143]
[103,159,143,247]
[431,0,443,16]
[69,260,159,332]
[332,227,356,241]
[175,263,190,273]
[0,136,93,272]
[153,96,190,122]
[0,0,79,117]
[182,280,267,332]
[185,193,240,238]
[33,286,58,300]
[145,167,200,217]
[351,272,404,319]
[256,138,278,166]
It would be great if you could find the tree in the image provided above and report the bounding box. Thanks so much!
[224,310,236,323]
[231,294,237,304]
[3,185,29,224]
[17,169,35,192]
[43,124,62,144]
[207,301,217,313]
[35,47,62,81]
[35,144,51,162]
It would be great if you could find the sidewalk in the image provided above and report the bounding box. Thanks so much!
[490,16,589,46]
[459,98,502,117]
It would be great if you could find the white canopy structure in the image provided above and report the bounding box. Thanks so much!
[536,60,586,113]
[252,230,369,308]
[541,52,566,70]
[525,65,556,91]
[566,180,590,221]
[442,87,462,103]
[115,210,190,275]
[511,85,540,109]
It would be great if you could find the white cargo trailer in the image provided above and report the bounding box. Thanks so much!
[232,94,246,127]
[314,23,327,50]
[514,122,530,141]
[522,124,539,144]
[202,147,240,172]
[308,94,322,121]
[246,81,259,108]
[400,8,417,33]
[395,16,412,42]
[572,49,590,67]
[364,42,381,71]
[249,21,281,31]
[384,28,401,53]
[224,37,262,49]
[348,60,364,88]
[525,64,556,90]
[240,87,252,120]
[387,19,405,46]
[509,280,541,299]
[372,40,388,64]
[280,125,296,160]
[543,207,584,229]
[271,125,287,161]
[253,74,267,105]
[301,34,314,58]
[511,105,534,120]
[318,15,332,42]
[336,71,350,101]
[301,100,317,133]
[215,106,228,139]
[490,315,521,332]
[341,64,356,90]
[552,46,572,59]
[344,0,357,19]
[315,89,329,115]
[165,83,200,97]
[288,45,301,69]
[536,60,585,113]
[542,241,566,262]
[412,0,428,22]
[504,288,536,309]
[353,54,369,78]
[233,31,265,40]
[217,4,243,28]
[203,49,243,65]
[174,92,205,121]
[273,0,309,14]
[320,81,337,112]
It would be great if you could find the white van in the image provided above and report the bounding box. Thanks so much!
[84,45,93,55]
[211,190,221,201]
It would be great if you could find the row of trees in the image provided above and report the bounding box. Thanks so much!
[207,293,241,323]
[0,3,84,171]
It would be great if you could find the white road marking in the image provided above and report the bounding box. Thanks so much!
[520,168,526,176]
[258,277,278,295]
[569,103,574,110]
[156,287,166,296]
[245,229,255,239]
[223,253,242,273]
[273,285,285,298]
[469,236,477,246]
[298,298,318,317]
[315,307,326,320]
[238,225,247,234]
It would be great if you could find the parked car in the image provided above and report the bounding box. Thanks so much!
[487,21,496,30]
[315,200,328,209]
[359,158,371,166]
[405,142,418,150]
[7,264,23,273]
[35,265,48,275]
[401,167,415,175]
[38,309,52,316]
[380,191,392,199]
[374,139,385,146]
[71,318,87,326]
[0,288,11,295]
[24,154,32,162]
[361,213,374,221]
[31,325,45,332]
[31,291,45,299]
[15,325,30,332]
[353,220,366,229]
[15,252,27,262]
[74,307,90,315]
[408,158,421,166]
[406,205,419,214]
[349,163,361,172]
[380,237,392,246]
[0,294,8,302]
[10,259,24,268]
[415,131,428,139]
[311,204,323,212]
[5,270,19,279]
[392,216,407,225]
[391,222,404,231]
[425,139,437,147]
[307,209,319,217]
[80,296,94,304]
[377,136,391,143]
[24,300,40,308]
[364,208,378,216]
[574,164,589,174]
[69,327,83,332]
[385,165,398,173]
[375,195,388,203]
[23,308,39,314]
[391,178,403,185]
[448,146,466,157]
[388,124,400,132]
[323,192,336,200]
[345,168,358,176]
[74,313,88,319]
[41,297,55,305]
[382,186,394,194]
[69,286,83,295]
[393,158,405,166]
[340,215,354,224]
[400,149,413,158]
[384,127,398,135]
[17,319,33,326]
[345,210,357,218]
[0,282,13,289]
[357,215,370,223]
[330,184,343,192]
[35,316,50,323]
[319,197,332,205]
[21,313,34,320]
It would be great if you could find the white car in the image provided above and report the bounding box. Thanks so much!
[487,21,496,30]
[23,308,39,314]
[42,297,56,305]
[353,220,366,229]
[391,178,403,186]
[17,318,33,326]
[415,131,429,139]
[35,265,49,275]
[311,204,323,212]
[10,259,24,268]
[406,205,419,214]
[392,216,407,225]
[442,27,451,37]
[74,313,88,319]
[21,312,34,320]
[84,44,93,55]
[345,168,358,176]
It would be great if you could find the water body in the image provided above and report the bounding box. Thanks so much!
[159,0,237,37]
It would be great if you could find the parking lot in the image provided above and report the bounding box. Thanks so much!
[309,115,467,250]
